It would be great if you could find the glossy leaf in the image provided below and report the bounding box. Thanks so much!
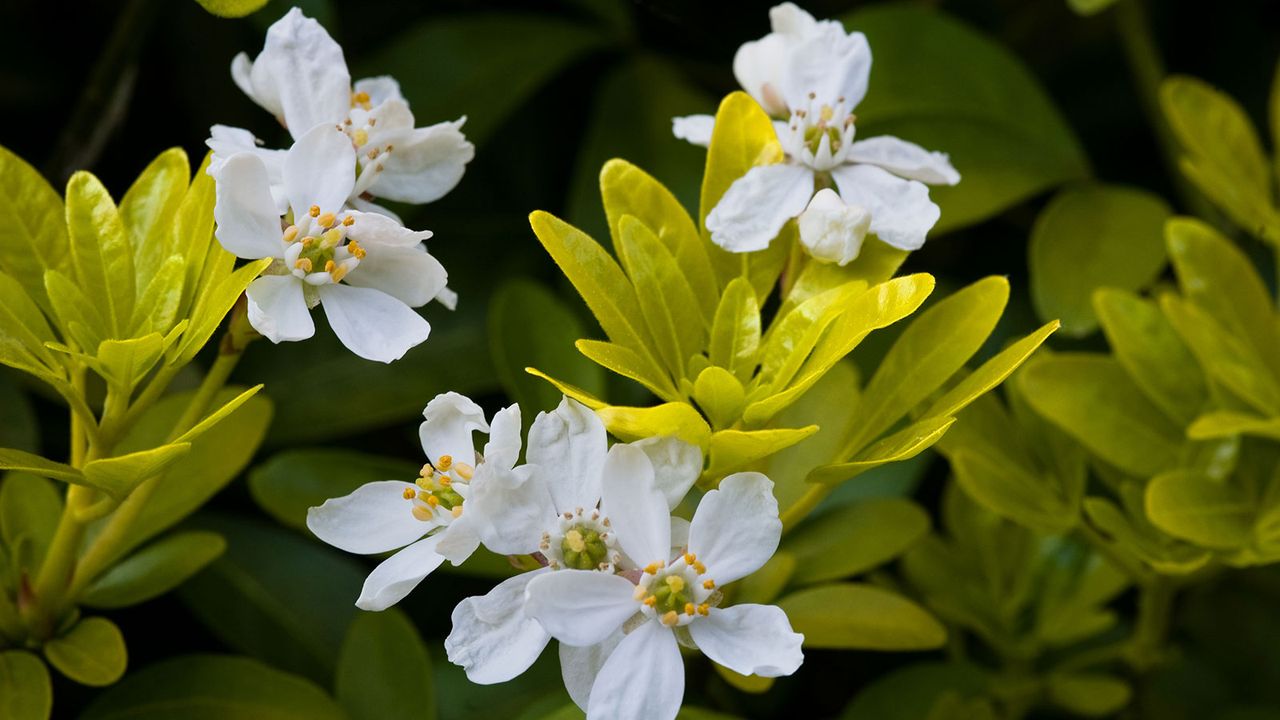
[0,472,62,575]
[121,147,188,282]
[336,610,436,720]
[809,416,954,487]
[1047,673,1133,717]
[616,215,703,377]
[81,442,192,500]
[709,276,761,383]
[81,530,227,609]
[782,498,930,585]
[0,144,68,315]
[708,426,817,478]
[0,650,51,720]
[43,616,127,687]
[65,171,134,337]
[780,583,946,650]
[1146,470,1254,549]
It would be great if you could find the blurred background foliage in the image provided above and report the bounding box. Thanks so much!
[2,0,1280,717]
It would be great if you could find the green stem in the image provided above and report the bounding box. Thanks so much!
[1128,576,1175,670]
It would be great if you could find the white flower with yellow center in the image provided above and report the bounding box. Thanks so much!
[306,392,522,610]
[679,3,959,261]
[212,123,448,363]
[210,7,473,214]
[523,471,803,720]
[444,397,703,691]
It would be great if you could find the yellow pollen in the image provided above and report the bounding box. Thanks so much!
[683,553,696,564]
[352,90,371,106]
[643,563,661,575]
[660,611,679,627]
[684,602,696,616]
[565,530,587,553]
[425,495,440,507]
[300,236,316,248]
[352,129,369,146]
[820,105,834,122]
[693,561,706,574]
[665,575,685,593]
[437,455,453,471]
[697,604,710,616]
[402,487,416,500]
[317,212,336,228]
[331,265,349,283]
[342,215,355,226]
[703,579,715,590]
[438,475,452,487]
[419,464,434,478]
[454,462,475,480]
[348,239,367,260]
[643,596,657,607]
[322,228,344,248]
[282,225,299,242]
[325,260,336,274]
[309,205,320,217]
[451,506,463,518]
[294,258,313,272]
[415,477,432,490]
[411,505,433,522]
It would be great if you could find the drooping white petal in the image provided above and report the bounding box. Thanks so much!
[446,568,552,684]
[354,75,405,106]
[211,153,284,260]
[830,163,941,251]
[732,31,793,117]
[342,242,448,308]
[483,404,523,470]
[847,136,961,185]
[688,603,804,678]
[366,118,475,204]
[561,632,623,712]
[705,163,814,253]
[523,570,638,647]
[780,26,872,112]
[587,620,683,720]
[356,534,446,611]
[245,7,351,138]
[671,115,715,147]
[435,286,459,311]
[600,444,670,565]
[245,275,315,343]
[798,187,870,266]
[343,210,432,247]
[628,436,702,510]
[687,472,781,585]
[467,464,553,556]
[317,284,430,363]
[361,99,416,148]
[433,513,481,566]
[284,123,357,217]
[419,391,489,469]
[306,480,430,554]
[230,53,260,111]
[208,126,289,215]
[527,397,607,513]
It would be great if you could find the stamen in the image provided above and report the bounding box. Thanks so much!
[693,561,706,574]
[684,603,696,616]
[454,462,475,480]
[419,464,434,478]
[451,506,463,518]
[665,576,685,593]
[309,205,320,217]
[425,495,440,507]
[352,129,369,147]
[342,215,355,226]
[633,586,647,601]
[660,611,679,627]
[437,454,453,471]
[411,506,433,522]
[697,604,710,616]
[643,562,662,575]
[703,579,715,590]
[644,596,657,607]
[438,475,452,487]
[325,260,337,274]
[294,258,313,272]
[317,212,337,228]
[331,264,349,283]
[683,553,696,564]
[300,236,316,248]
[402,487,416,500]
[282,225,299,243]
[321,228,344,248]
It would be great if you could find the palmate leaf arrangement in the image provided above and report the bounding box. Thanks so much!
[1,3,1277,720]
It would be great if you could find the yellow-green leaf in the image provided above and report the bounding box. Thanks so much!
[616,214,704,377]
[575,339,678,401]
[808,416,954,486]
[1161,294,1280,417]
[1188,411,1280,441]
[0,144,68,315]
[0,650,51,720]
[693,366,746,430]
[82,442,192,499]
[96,334,165,393]
[0,448,86,486]
[708,425,817,478]
[44,268,106,351]
[81,530,226,609]
[708,276,761,383]
[599,402,712,448]
[1146,470,1254,549]
[779,583,946,650]
[44,617,127,687]
[0,271,59,374]
[918,320,1058,421]
[782,498,930,585]
[121,147,189,283]
[65,171,134,337]
[1046,673,1132,717]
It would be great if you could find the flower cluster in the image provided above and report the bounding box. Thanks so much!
[677,3,960,265]
[308,394,804,720]
[207,9,473,362]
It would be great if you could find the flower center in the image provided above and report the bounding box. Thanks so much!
[342,91,397,197]
[541,509,619,572]
[282,205,365,285]
[782,94,857,171]
[634,553,719,627]
[403,454,475,523]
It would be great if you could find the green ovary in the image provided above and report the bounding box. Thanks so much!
[560,525,609,570]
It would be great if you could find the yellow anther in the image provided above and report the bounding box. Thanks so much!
[665,575,685,593]
[352,90,371,106]
[352,129,369,147]
[683,553,696,565]
[317,212,336,228]
[644,596,657,607]
[309,205,320,217]
[300,235,316,248]
[454,462,475,480]
[321,228,344,248]
[643,563,661,575]
[425,495,440,507]
[331,264,349,283]
[419,464,434,478]
[402,487,416,500]
[660,611,679,627]
[451,506,463,518]
[437,455,453,471]
[697,604,710,616]
[438,475,452,487]
[693,561,706,574]
[703,579,715,590]
[348,239,367,260]
[325,260,337,274]
[820,105,834,122]
[684,602,696,616]
[633,586,647,601]
[565,530,586,553]
[294,258,313,272]
[342,215,355,226]
[411,505,433,522]
[415,477,432,491]
[282,225,299,243]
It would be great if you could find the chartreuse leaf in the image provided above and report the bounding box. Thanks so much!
[0,145,68,316]
[490,279,607,416]
[782,498,930,586]
[0,650,51,720]
[733,551,796,606]
[0,472,62,575]
[173,384,266,446]
[781,237,908,318]
[1083,494,1210,575]
[616,215,704,378]
[82,442,192,499]
[693,366,745,430]
[709,277,761,383]
[756,282,864,393]
[1047,673,1132,717]
[846,4,1089,232]
[707,426,817,479]
[1029,182,1171,336]
[44,616,126,686]
[336,610,435,720]
[1146,470,1254,549]
[766,361,861,514]
[527,368,713,448]
[172,153,217,321]
[1066,0,1119,15]
[1095,289,1206,426]
[599,159,716,323]
[0,272,59,375]
[841,662,990,720]
[121,147,188,281]
[131,254,185,337]
[195,0,271,18]
[0,449,85,486]
[65,171,134,338]
[575,339,677,401]
[81,530,226,609]
[80,654,344,719]
[1162,77,1280,241]
[779,582,946,650]
[1160,295,1280,416]
[42,268,104,352]
[809,416,954,486]
[917,321,1058,422]
[1189,412,1280,441]
[96,334,165,393]
[172,257,271,365]
[1020,354,1183,477]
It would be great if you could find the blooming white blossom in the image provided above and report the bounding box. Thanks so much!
[444,398,703,688]
[212,7,474,214]
[212,123,448,362]
[680,3,960,259]
[306,392,521,610]
[523,471,804,720]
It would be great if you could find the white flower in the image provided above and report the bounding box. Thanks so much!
[523,471,803,720]
[306,392,521,610]
[215,7,474,210]
[212,123,448,363]
[445,398,703,686]
[679,2,960,257]
[798,188,870,265]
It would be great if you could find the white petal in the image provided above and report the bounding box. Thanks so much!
[419,391,489,469]
[367,118,475,204]
[306,480,430,554]
[671,115,715,147]
[356,534,446,611]
[348,196,403,224]
[208,126,290,215]
[705,163,814,253]
[435,286,459,311]
[527,397,607,512]
[687,472,781,585]
[446,569,552,684]
[317,284,430,363]
[781,27,872,111]
[249,7,351,137]
[847,136,960,185]
[732,32,793,117]
[600,444,670,565]
[628,436,702,510]
[343,210,432,247]
[769,2,820,36]
[230,53,262,112]
[669,517,690,554]
[245,275,314,343]
[830,163,940,251]
[467,464,554,556]
[211,153,283,259]
[284,123,356,217]
[587,620,683,720]
[483,404,523,470]
[433,515,481,566]
[523,570,638,647]
[343,242,448,307]
[689,603,803,677]
[561,632,623,712]
[354,75,405,106]
[798,187,870,266]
